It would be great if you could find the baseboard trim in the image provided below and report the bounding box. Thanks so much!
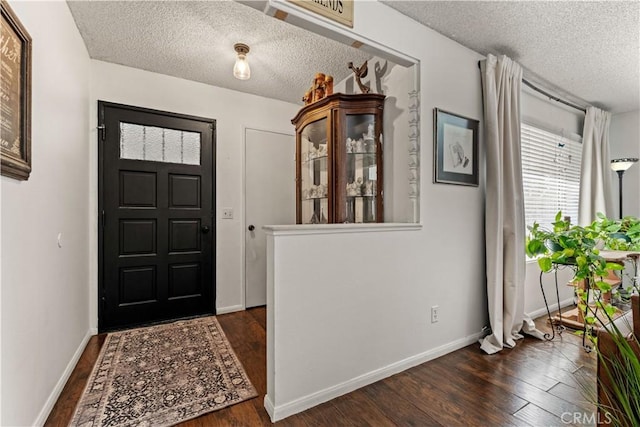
[34,329,93,426]
[526,297,575,320]
[216,304,245,315]
[264,394,275,420]
[265,331,483,422]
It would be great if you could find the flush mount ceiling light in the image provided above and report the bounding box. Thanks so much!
[233,43,251,81]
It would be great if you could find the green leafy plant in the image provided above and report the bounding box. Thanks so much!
[527,211,640,426]
[588,213,640,298]
[590,213,640,252]
[526,211,611,283]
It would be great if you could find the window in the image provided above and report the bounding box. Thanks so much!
[521,123,582,229]
[119,123,201,165]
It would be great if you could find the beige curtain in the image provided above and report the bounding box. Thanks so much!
[480,54,543,355]
[578,107,613,225]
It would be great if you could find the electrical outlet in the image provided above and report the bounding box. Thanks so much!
[431,305,439,323]
[222,208,233,219]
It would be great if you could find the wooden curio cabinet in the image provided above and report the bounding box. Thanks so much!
[292,93,385,224]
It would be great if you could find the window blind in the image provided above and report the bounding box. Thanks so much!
[521,123,582,229]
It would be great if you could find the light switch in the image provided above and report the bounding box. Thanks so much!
[222,208,233,219]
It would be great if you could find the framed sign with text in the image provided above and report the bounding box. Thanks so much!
[288,0,353,28]
[1,0,32,180]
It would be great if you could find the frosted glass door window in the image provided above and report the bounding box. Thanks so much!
[120,123,201,165]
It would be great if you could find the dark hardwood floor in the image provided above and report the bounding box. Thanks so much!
[45,307,597,426]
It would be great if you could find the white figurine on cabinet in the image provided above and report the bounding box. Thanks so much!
[356,177,364,196]
[346,138,354,153]
[364,181,373,196]
[363,123,374,141]
[346,181,358,197]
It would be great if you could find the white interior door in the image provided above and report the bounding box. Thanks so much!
[245,128,296,307]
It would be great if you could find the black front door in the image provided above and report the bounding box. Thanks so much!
[98,102,215,332]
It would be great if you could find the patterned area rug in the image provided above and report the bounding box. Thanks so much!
[70,316,257,426]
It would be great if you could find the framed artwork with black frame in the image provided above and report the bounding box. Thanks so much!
[433,108,479,186]
[1,0,32,181]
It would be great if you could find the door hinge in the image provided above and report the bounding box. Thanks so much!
[101,210,105,229]
[97,124,106,141]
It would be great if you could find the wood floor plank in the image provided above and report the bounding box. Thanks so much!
[277,414,311,427]
[450,350,591,420]
[291,399,358,426]
[329,388,397,427]
[411,364,531,425]
[416,358,529,415]
[454,345,561,391]
[360,380,443,426]
[520,341,594,372]
[514,403,570,427]
[249,305,268,330]
[384,368,528,427]
[487,343,592,389]
[547,381,595,412]
[447,346,564,397]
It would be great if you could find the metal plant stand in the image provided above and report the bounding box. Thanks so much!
[539,264,569,340]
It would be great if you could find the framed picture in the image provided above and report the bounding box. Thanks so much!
[1,0,32,180]
[433,108,479,186]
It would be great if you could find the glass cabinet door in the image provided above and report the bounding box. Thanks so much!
[343,114,378,223]
[300,118,329,224]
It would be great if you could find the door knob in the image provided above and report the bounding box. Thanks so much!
[248,225,255,231]
[201,225,210,234]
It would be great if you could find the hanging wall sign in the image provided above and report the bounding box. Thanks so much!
[288,0,353,28]
[1,0,32,180]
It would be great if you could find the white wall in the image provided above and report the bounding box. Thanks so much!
[264,0,487,420]
[0,1,91,425]
[89,61,300,327]
[610,110,640,218]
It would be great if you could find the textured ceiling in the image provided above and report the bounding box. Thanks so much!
[68,1,639,113]
[382,0,640,114]
[66,0,370,105]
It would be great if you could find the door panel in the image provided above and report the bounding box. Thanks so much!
[245,129,296,308]
[169,174,201,207]
[99,102,215,331]
[120,171,157,207]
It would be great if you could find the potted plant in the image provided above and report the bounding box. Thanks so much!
[526,212,614,285]
[527,212,640,426]
[590,213,640,252]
